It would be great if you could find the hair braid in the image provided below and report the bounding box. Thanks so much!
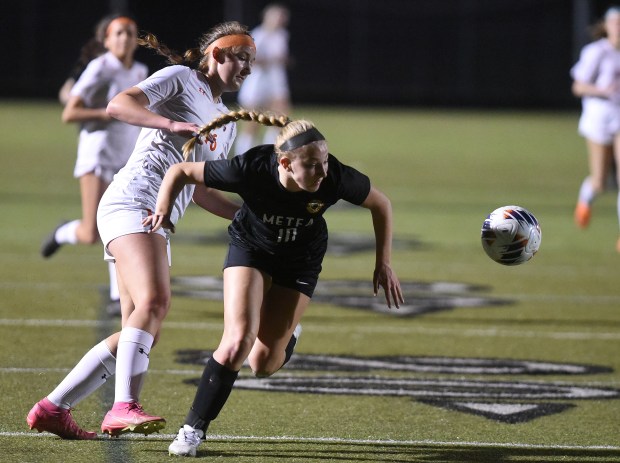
[182,109,291,160]
[137,33,191,65]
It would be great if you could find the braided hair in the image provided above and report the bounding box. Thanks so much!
[182,109,291,160]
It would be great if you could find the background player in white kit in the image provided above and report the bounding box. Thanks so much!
[235,3,292,154]
[27,21,256,440]
[572,6,620,251]
[57,15,109,106]
[41,15,148,315]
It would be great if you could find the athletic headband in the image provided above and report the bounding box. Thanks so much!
[279,127,325,152]
[605,6,620,19]
[105,17,136,37]
[204,34,256,55]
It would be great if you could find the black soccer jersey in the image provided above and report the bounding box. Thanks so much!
[203,144,371,255]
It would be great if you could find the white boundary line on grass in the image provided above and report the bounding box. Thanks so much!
[3,367,620,388]
[1,318,619,340]
[1,431,619,451]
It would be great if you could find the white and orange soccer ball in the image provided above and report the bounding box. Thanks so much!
[481,205,541,265]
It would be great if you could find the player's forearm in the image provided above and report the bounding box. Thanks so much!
[62,105,109,123]
[367,190,394,266]
[572,80,611,99]
[107,92,174,131]
[156,165,192,216]
[371,206,393,267]
[193,187,240,220]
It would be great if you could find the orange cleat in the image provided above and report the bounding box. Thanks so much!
[574,202,591,229]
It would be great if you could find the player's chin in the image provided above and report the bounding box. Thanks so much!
[304,181,322,192]
[231,77,245,89]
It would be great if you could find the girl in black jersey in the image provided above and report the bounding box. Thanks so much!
[144,117,404,457]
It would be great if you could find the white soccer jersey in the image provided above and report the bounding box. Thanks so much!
[70,51,148,180]
[571,39,620,143]
[98,65,236,252]
[238,25,289,108]
[571,38,620,90]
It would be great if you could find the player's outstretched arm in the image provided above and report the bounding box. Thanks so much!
[360,186,404,309]
[142,162,206,233]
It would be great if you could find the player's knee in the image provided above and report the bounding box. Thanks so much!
[136,293,171,321]
[248,350,280,378]
[251,364,278,378]
[81,230,100,245]
[220,334,255,369]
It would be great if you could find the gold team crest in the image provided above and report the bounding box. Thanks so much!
[306,200,325,214]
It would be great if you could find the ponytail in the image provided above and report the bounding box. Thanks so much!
[183,109,291,160]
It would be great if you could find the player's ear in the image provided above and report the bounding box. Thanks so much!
[279,156,292,170]
[211,47,226,64]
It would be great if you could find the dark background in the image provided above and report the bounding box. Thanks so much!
[1,0,616,108]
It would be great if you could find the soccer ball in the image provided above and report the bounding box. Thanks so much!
[481,205,541,265]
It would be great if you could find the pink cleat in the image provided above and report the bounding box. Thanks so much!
[26,397,97,440]
[101,401,165,437]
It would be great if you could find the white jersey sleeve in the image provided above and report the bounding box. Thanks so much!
[571,40,606,84]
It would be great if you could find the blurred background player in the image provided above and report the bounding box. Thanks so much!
[58,16,108,105]
[571,6,620,251]
[235,3,291,154]
[40,15,148,315]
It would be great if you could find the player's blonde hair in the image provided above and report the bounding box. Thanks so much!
[138,21,251,72]
[274,120,321,159]
[182,109,291,160]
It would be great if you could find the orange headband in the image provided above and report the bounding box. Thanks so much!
[204,34,256,55]
[105,17,136,37]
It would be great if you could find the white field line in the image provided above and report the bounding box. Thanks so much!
[0,367,203,375]
[3,280,620,305]
[0,318,618,341]
[3,367,620,389]
[4,368,620,390]
[0,431,619,451]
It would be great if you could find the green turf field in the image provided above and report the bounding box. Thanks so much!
[0,100,619,462]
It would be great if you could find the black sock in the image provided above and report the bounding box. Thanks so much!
[184,357,239,433]
[282,331,297,367]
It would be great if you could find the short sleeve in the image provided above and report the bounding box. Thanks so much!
[70,58,107,104]
[203,155,246,193]
[331,156,371,205]
[136,65,188,108]
[571,41,604,83]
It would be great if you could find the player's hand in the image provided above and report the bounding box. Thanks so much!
[373,263,404,309]
[141,213,175,234]
[169,121,204,144]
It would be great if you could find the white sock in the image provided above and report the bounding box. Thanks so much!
[47,340,116,409]
[234,132,255,156]
[55,220,80,245]
[262,127,279,145]
[114,327,154,403]
[578,177,596,205]
[108,262,120,301]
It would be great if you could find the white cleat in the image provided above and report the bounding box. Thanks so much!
[293,323,302,342]
[169,424,204,457]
